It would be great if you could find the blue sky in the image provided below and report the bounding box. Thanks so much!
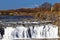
[0,0,60,10]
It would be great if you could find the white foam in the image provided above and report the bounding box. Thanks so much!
[2,24,59,40]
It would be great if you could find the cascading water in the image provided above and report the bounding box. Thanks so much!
[2,27,15,40]
[2,24,59,40]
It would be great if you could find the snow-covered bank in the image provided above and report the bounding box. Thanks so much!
[2,24,59,40]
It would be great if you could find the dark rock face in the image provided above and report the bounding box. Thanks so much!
[0,27,4,38]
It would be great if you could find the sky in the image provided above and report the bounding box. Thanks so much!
[0,0,60,10]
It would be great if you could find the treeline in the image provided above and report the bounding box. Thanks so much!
[0,2,60,13]
[15,2,60,12]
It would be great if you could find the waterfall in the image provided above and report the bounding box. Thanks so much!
[2,24,59,40]
[2,27,15,40]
